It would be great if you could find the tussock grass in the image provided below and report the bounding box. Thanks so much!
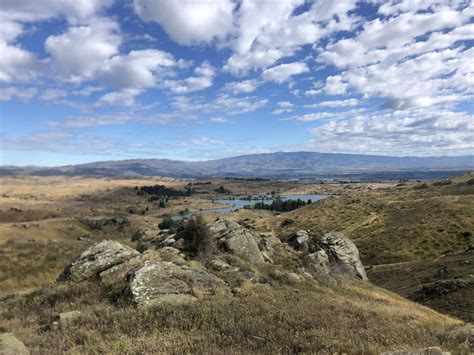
[0,279,464,354]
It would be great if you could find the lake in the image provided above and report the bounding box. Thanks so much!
[171,194,329,221]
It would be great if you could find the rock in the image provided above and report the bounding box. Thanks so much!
[124,261,231,307]
[381,347,450,355]
[287,230,310,251]
[317,232,368,280]
[211,219,265,263]
[209,219,241,235]
[434,266,449,277]
[0,333,29,355]
[206,259,239,273]
[304,250,331,274]
[418,278,469,298]
[58,240,140,282]
[99,257,144,285]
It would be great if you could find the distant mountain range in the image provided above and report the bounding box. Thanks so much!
[1,152,473,180]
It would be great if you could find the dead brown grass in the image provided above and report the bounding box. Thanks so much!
[0,278,465,354]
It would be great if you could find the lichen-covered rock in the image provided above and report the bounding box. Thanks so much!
[317,232,368,280]
[124,261,231,307]
[99,256,144,285]
[58,240,140,282]
[0,333,29,355]
[211,219,265,263]
[287,230,310,251]
[304,250,331,273]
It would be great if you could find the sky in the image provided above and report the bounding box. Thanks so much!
[0,0,473,166]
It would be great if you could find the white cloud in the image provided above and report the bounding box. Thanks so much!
[133,0,235,45]
[286,112,335,122]
[209,117,231,124]
[172,94,267,115]
[225,79,261,94]
[0,42,42,82]
[191,137,224,146]
[224,0,357,74]
[44,18,120,82]
[0,0,113,23]
[97,89,141,107]
[273,101,294,114]
[164,61,215,94]
[0,86,37,101]
[100,49,176,89]
[318,2,474,108]
[0,0,114,83]
[262,62,309,83]
[307,108,474,156]
[305,98,359,108]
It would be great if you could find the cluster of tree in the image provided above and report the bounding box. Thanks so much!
[214,186,231,193]
[247,197,312,212]
[158,216,180,230]
[240,194,273,201]
[187,181,212,186]
[139,184,194,198]
[224,177,270,181]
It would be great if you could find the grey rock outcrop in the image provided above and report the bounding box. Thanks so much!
[287,230,367,280]
[124,261,231,307]
[58,240,140,282]
[287,230,310,251]
[211,219,265,263]
[0,333,29,355]
[317,232,368,280]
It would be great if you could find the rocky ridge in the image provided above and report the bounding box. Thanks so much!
[57,218,369,307]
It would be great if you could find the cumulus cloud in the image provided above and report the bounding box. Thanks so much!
[100,49,176,89]
[0,42,42,82]
[225,79,262,94]
[133,0,235,45]
[45,18,121,82]
[262,62,309,83]
[307,108,474,155]
[225,0,357,74]
[97,89,141,107]
[164,61,215,94]
[318,2,474,109]
[0,86,37,101]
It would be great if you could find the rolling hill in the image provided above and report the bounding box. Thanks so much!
[1,152,472,179]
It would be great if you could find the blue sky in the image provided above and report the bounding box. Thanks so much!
[0,0,473,166]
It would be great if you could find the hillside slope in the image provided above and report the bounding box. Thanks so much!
[279,173,474,321]
[1,152,472,179]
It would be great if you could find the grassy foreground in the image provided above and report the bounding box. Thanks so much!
[0,278,466,354]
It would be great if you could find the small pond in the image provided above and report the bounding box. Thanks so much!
[171,194,330,221]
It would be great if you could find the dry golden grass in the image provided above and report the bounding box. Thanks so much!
[0,278,466,354]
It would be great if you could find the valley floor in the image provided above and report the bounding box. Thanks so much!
[0,174,473,353]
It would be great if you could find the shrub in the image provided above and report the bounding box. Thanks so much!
[180,216,214,256]
[158,217,179,231]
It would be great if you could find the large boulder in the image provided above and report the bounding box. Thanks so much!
[317,232,368,281]
[0,333,29,355]
[211,219,265,263]
[58,240,140,282]
[124,261,230,307]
